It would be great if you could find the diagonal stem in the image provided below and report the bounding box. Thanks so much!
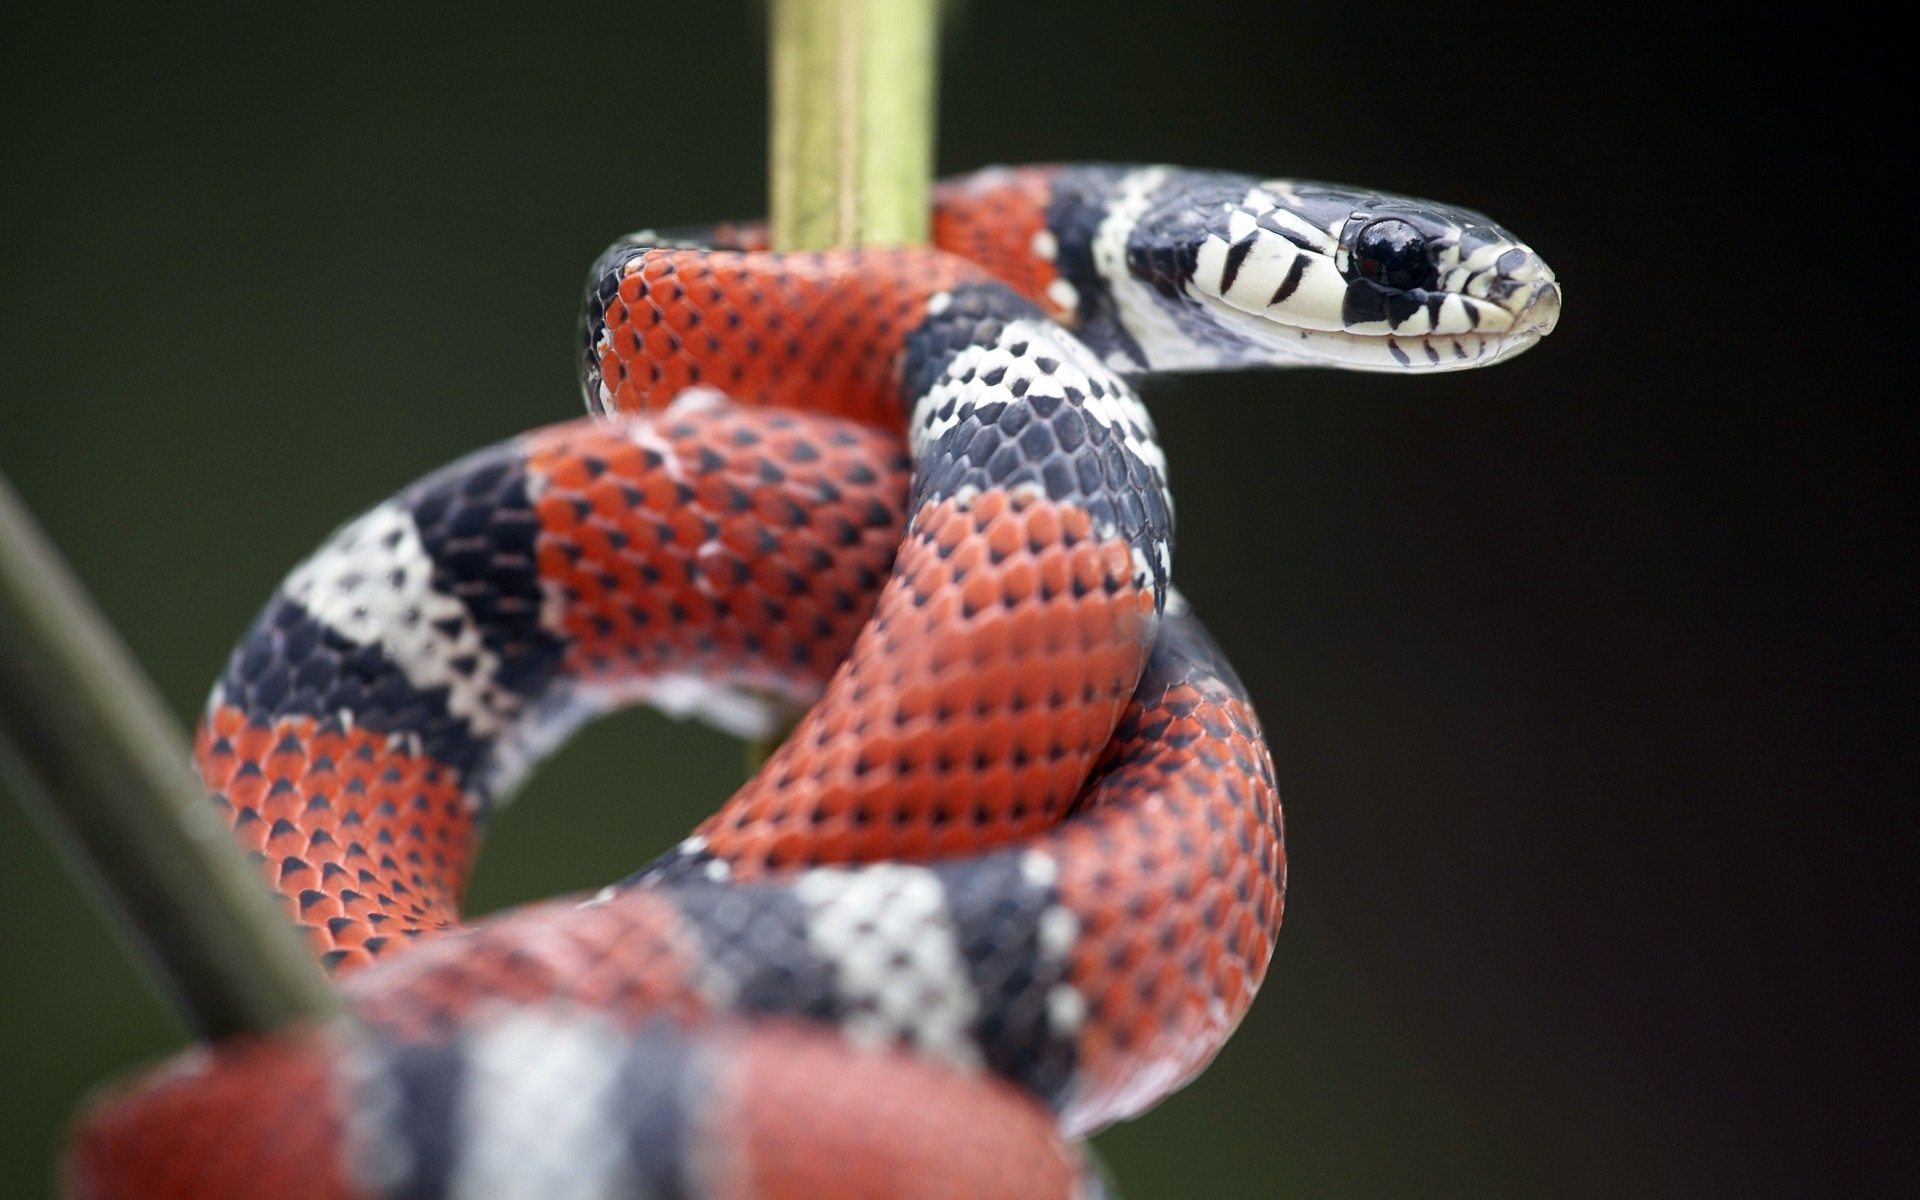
[0,472,339,1038]
[753,0,943,768]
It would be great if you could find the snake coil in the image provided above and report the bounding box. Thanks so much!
[69,165,1556,1200]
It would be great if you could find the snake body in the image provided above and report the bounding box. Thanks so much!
[69,165,1557,1200]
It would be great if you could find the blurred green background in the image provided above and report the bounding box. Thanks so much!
[1,4,1900,1197]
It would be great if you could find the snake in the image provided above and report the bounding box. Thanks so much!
[67,165,1558,1200]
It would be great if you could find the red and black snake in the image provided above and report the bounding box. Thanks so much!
[67,165,1558,1200]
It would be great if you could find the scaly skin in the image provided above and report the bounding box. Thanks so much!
[69,163,1559,1200]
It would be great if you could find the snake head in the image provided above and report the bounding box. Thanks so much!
[1168,174,1560,371]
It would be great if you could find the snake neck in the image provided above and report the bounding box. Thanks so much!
[932,164,1268,375]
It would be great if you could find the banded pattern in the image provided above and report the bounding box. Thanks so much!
[71,163,1555,1200]
[197,405,912,970]
[75,603,1275,1198]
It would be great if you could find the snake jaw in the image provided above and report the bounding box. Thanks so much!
[1184,268,1558,373]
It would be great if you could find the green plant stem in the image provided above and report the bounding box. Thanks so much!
[0,472,339,1039]
[769,0,940,251]
[754,0,941,768]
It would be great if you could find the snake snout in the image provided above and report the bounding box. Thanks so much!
[1514,278,1562,337]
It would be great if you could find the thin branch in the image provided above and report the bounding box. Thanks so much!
[753,0,942,767]
[0,472,340,1038]
[769,0,941,251]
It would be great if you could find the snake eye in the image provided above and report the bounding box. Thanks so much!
[1353,219,1430,290]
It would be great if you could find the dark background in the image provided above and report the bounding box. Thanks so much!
[1,4,1903,1197]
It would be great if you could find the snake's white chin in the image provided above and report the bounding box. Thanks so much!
[1216,322,1544,373]
[1179,285,1553,373]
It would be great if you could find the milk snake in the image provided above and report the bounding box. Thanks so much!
[68,165,1558,1200]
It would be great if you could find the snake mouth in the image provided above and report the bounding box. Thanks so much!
[1190,280,1557,372]
[1362,245,1560,359]
[1284,318,1551,372]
